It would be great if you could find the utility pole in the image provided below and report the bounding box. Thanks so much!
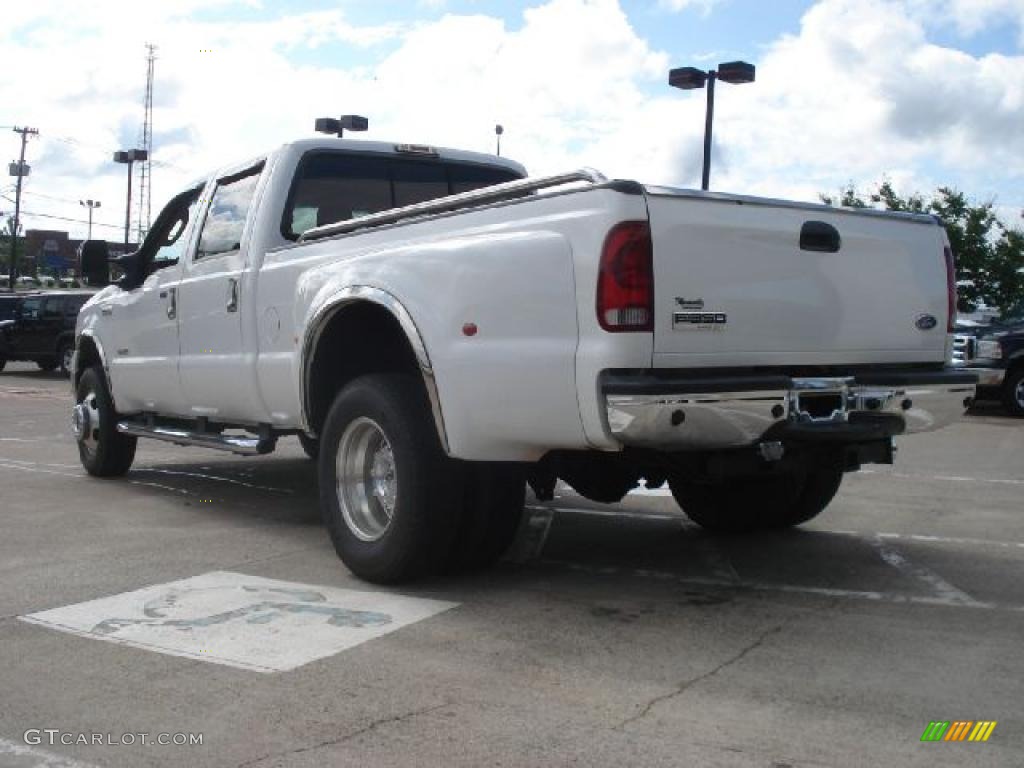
[8,126,38,292]
[136,43,157,243]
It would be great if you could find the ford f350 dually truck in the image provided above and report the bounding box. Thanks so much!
[71,137,976,583]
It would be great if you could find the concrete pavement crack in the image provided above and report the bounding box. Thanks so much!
[234,701,449,768]
[616,621,786,730]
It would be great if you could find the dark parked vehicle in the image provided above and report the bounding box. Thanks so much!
[0,291,95,376]
[953,318,1024,417]
[0,293,31,324]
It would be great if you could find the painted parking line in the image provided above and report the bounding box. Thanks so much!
[532,502,1024,550]
[858,468,1024,487]
[520,505,1021,611]
[20,572,457,674]
[539,558,1018,612]
[0,737,101,768]
[870,536,981,607]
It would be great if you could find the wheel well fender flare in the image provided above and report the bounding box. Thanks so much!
[299,286,450,453]
[74,331,113,399]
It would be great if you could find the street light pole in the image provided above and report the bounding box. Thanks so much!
[79,199,101,239]
[113,150,147,249]
[124,163,133,247]
[701,72,716,191]
[669,60,755,191]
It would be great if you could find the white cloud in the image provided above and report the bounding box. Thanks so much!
[3,0,1022,245]
[911,0,1024,41]
[658,0,725,16]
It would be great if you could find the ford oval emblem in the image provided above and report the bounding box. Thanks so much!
[915,314,938,331]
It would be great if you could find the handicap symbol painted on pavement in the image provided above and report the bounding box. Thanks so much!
[90,584,393,635]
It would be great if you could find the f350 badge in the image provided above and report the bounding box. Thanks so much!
[674,297,727,329]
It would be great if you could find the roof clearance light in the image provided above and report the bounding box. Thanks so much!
[395,144,439,157]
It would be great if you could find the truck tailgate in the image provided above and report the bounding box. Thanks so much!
[645,191,950,368]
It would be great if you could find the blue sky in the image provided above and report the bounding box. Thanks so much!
[2,0,1023,239]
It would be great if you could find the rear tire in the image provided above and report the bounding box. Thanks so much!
[1002,367,1024,418]
[0,356,6,372]
[447,463,526,573]
[74,366,137,477]
[669,466,843,533]
[319,374,462,584]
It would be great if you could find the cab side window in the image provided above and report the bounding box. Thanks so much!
[151,194,201,269]
[196,167,262,260]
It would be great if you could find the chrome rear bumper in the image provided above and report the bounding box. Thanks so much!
[604,370,977,450]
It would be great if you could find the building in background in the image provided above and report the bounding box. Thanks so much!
[20,229,138,278]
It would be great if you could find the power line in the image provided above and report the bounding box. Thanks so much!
[50,133,187,172]
[17,208,124,231]
[21,189,82,205]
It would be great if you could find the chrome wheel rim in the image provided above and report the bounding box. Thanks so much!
[336,417,397,542]
[62,346,73,372]
[74,389,102,458]
[1016,378,1024,408]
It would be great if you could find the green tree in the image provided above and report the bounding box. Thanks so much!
[822,181,1024,315]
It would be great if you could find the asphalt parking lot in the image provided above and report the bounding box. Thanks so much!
[1,362,1021,768]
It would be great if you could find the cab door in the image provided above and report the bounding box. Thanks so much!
[7,295,45,358]
[176,161,265,421]
[105,187,202,415]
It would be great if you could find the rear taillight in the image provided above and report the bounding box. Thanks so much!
[596,220,653,332]
[944,245,956,332]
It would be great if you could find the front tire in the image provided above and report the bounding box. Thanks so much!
[319,374,462,583]
[74,366,137,477]
[58,342,74,378]
[1002,367,1024,418]
[669,467,843,533]
[37,359,57,372]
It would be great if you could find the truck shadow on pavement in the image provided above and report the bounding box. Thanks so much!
[110,451,1018,614]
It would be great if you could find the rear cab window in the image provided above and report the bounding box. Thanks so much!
[282,152,523,240]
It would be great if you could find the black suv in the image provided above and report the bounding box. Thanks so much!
[954,318,1024,417]
[0,291,95,376]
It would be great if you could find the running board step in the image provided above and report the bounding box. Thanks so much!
[116,421,276,455]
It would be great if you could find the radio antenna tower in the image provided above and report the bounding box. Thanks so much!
[136,43,157,243]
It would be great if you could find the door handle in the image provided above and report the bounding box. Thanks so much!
[226,278,239,313]
[165,287,177,319]
[101,306,113,316]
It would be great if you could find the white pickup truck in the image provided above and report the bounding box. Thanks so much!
[72,137,976,583]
